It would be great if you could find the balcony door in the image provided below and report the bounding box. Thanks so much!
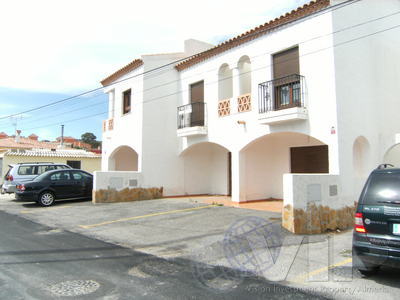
[190,81,204,126]
[273,47,300,110]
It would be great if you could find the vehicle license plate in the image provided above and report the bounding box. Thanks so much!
[393,224,400,235]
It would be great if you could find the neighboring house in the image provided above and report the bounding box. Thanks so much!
[98,0,400,233]
[0,131,60,152]
[0,149,101,182]
[56,136,92,150]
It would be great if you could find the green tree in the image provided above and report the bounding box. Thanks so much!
[81,132,100,148]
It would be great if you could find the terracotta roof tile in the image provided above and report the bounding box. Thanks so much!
[4,149,101,158]
[100,59,144,86]
[0,137,61,150]
[175,0,330,71]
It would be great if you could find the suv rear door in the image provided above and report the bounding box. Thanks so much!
[361,171,400,247]
[16,165,39,182]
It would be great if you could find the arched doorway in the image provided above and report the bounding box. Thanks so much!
[108,146,139,171]
[239,132,327,201]
[181,142,231,195]
[383,143,400,167]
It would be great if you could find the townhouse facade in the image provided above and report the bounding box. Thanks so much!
[98,0,400,233]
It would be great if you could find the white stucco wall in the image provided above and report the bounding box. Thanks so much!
[182,143,229,195]
[179,9,339,158]
[101,40,215,196]
[179,9,339,202]
[94,171,142,191]
[332,0,400,204]
[283,174,342,210]
[99,1,399,206]
[102,66,144,172]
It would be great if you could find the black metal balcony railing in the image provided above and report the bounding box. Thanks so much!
[177,102,206,129]
[258,74,305,114]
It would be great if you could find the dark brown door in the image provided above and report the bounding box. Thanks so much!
[190,81,204,126]
[273,47,300,110]
[290,145,329,173]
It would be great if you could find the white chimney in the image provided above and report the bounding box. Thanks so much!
[15,130,21,143]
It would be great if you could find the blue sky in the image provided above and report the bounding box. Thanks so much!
[0,0,309,141]
[0,87,107,141]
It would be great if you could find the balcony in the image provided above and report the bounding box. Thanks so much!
[177,102,207,137]
[258,74,308,125]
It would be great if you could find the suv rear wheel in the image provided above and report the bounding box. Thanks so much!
[38,191,55,207]
[358,267,380,277]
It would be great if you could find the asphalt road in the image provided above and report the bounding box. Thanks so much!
[0,210,328,300]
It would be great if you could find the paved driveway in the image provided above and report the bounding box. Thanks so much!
[0,194,281,259]
[1,194,399,299]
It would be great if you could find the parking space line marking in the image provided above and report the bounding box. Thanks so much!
[20,205,71,214]
[292,257,352,283]
[78,204,219,229]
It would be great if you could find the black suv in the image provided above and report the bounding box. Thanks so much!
[353,164,400,276]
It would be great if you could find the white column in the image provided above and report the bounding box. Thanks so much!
[231,67,240,113]
[108,90,115,119]
[231,150,246,202]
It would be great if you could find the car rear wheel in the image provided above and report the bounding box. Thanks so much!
[38,192,55,207]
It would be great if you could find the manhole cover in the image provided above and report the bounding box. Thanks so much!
[46,280,100,297]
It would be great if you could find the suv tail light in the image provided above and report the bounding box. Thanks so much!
[355,212,367,233]
[16,184,25,191]
[6,175,13,181]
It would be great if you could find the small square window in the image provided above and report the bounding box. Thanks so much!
[123,89,131,114]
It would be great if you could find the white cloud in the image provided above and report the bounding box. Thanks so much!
[0,0,310,92]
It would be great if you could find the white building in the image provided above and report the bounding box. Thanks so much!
[98,0,400,233]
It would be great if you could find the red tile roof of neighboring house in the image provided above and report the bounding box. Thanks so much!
[100,59,144,86]
[0,137,60,150]
[56,136,76,142]
[175,0,330,71]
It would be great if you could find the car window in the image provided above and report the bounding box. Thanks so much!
[38,165,57,174]
[50,171,71,181]
[18,166,37,175]
[56,165,69,170]
[34,172,51,182]
[72,172,83,180]
[363,173,400,204]
[4,166,12,179]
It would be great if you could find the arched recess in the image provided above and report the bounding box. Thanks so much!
[353,136,370,178]
[383,142,400,168]
[239,132,327,201]
[237,56,251,95]
[181,142,231,196]
[218,64,233,100]
[108,145,139,171]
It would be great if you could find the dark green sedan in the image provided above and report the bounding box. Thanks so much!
[15,169,93,206]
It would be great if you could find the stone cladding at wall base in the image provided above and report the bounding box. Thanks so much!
[93,187,163,203]
[282,203,356,234]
